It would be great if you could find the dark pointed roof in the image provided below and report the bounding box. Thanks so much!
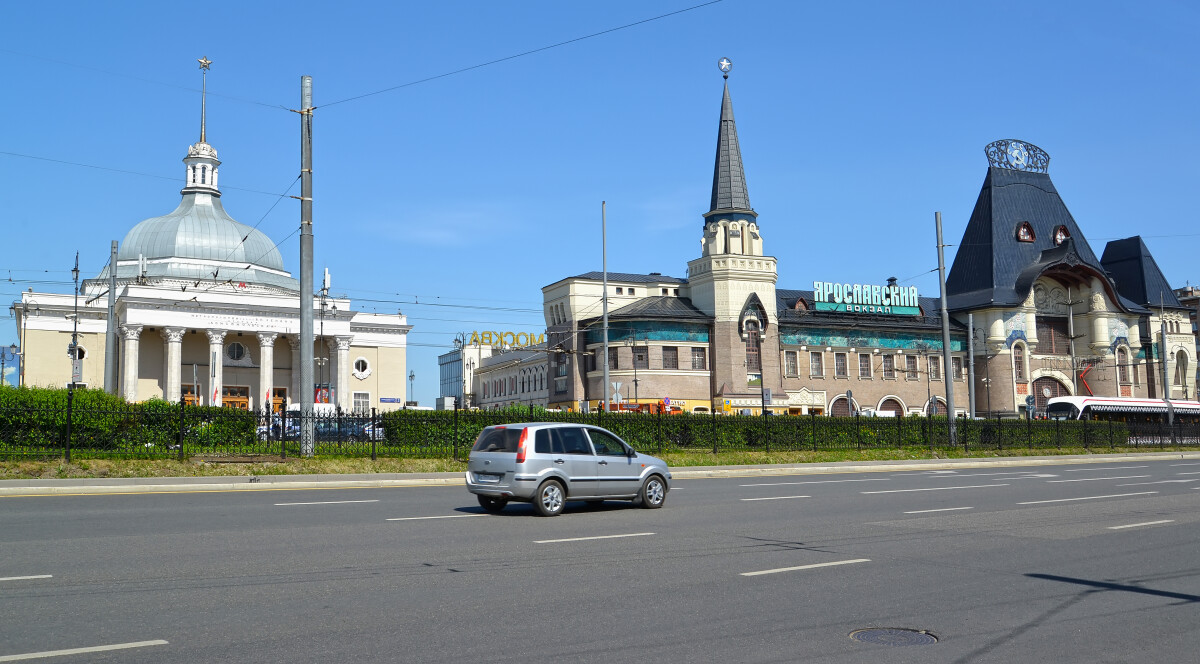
[605,296,711,321]
[705,81,755,219]
[1100,236,1184,309]
[945,163,1138,313]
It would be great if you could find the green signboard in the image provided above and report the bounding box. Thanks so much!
[813,280,920,316]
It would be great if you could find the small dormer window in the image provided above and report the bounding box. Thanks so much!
[615,287,623,295]
[1053,225,1070,246]
[190,165,196,184]
[628,288,635,296]
[201,165,207,184]
[1016,222,1035,243]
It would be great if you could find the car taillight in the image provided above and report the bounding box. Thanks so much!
[515,428,529,463]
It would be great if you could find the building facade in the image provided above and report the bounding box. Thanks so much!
[11,73,411,412]
[542,67,970,416]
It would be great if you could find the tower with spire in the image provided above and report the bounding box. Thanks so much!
[686,58,782,404]
[183,56,220,195]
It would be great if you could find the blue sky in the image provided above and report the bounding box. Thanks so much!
[2,1,1197,402]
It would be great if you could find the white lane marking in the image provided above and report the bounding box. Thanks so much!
[862,484,1009,494]
[1064,465,1148,472]
[0,575,52,582]
[1118,479,1198,486]
[386,514,486,521]
[904,507,974,514]
[1176,471,1200,476]
[1046,475,1150,483]
[927,471,1052,478]
[740,495,811,502]
[534,532,655,544]
[275,499,380,506]
[1171,462,1200,466]
[1018,492,1158,505]
[0,640,169,662]
[741,558,871,577]
[740,479,888,486]
[1108,520,1174,530]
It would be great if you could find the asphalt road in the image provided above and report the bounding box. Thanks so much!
[3,458,1200,662]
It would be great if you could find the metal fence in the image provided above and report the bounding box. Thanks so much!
[2,402,1199,460]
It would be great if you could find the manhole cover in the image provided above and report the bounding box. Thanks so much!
[849,628,938,646]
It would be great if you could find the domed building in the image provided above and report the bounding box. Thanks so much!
[12,68,411,411]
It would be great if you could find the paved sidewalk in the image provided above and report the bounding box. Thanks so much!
[3,451,1199,496]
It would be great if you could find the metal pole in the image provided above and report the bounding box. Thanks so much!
[935,212,957,446]
[602,201,610,412]
[1068,286,1078,395]
[105,240,118,394]
[1160,294,1173,426]
[967,313,976,419]
[299,75,315,457]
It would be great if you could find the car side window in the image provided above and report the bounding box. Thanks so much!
[554,428,593,455]
[587,429,629,456]
[534,429,564,455]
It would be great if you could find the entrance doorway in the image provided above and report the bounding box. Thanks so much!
[181,384,199,406]
[223,385,250,410]
[1033,376,1070,412]
[272,387,287,413]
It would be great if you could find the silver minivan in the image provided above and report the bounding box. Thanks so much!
[465,423,672,516]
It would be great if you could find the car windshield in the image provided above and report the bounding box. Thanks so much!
[472,427,523,452]
[1046,402,1078,420]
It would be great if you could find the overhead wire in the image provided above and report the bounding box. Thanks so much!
[319,0,726,109]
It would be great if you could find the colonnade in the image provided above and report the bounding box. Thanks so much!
[119,325,352,410]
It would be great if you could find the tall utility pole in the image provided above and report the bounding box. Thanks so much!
[601,201,610,412]
[298,76,315,456]
[935,212,957,446]
[104,240,118,394]
[967,312,976,418]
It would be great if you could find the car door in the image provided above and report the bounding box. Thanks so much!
[585,428,642,496]
[551,427,599,497]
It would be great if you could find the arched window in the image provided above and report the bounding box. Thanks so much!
[744,319,761,371]
[201,165,207,184]
[1013,344,1026,381]
[190,165,196,183]
[1117,347,1129,383]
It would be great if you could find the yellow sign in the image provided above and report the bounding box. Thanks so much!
[470,331,545,348]
[723,399,732,412]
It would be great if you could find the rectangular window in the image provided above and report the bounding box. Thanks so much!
[691,347,707,370]
[615,287,623,295]
[784,351,798,377]
[608,348,619,370]
[810,352,824,377]
[633,346,649,370]
[1035,316,1070,355]
[1014,345,1025,381]
[882,355,895,379]
[586,352,597,372]
[662,346,678,370]
[834,352,848,378]
[554,377,568,394]
[905,355,918,380]
[353,391,370,412]
[952,356,964,381]
[859,354,871,378]
[929,356,942,381]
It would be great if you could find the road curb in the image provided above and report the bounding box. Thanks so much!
[3,452,1198,496]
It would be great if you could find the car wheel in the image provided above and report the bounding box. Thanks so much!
[639,475,666,509]
[477,495,508,514]
[534,479,565,517]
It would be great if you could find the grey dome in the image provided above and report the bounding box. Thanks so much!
[109,192,297,290]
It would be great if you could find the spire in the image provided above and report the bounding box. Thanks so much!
[198,56,211,143]
[182,56,220,196]
[706,57,754,219]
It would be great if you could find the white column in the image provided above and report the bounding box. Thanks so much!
[161,327,185,402]
[335,336,352,411]
[257,332,278,413]
[120,324,143,401]
[288,336,301,406]
[206,329,226,406]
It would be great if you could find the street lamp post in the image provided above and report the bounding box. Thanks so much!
[314,357,328,403]
[408,370,416,407]
[0,344,18,387]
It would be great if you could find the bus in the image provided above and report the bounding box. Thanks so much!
[1045,396,1200,425]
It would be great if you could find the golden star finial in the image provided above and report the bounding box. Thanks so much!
[198,56,212,71]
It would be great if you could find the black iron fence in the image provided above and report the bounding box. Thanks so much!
[2,401,1200,460]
